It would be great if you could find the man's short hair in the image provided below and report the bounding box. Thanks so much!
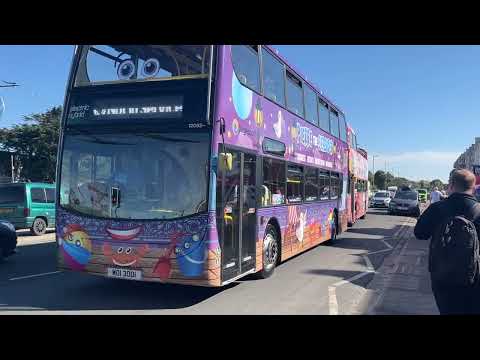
[449,169,476,193]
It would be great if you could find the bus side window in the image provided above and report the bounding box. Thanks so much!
[231,45,261,92]
[261,48,286,106]
[262,157,286,206]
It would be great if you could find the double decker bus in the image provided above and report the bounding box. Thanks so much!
[346,126,368,225]
[56,45,362,286]
[472,165,480,200]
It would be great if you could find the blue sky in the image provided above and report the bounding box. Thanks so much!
[1,45,478,182]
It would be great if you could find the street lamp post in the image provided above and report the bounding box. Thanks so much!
[372,155,379,189]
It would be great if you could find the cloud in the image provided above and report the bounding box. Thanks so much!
[370,150,461,183]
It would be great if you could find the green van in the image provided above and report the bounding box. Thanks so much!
[0,183,56,236]
[417,189,428,203]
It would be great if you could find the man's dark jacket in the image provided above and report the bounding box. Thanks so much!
[414,192,480,275]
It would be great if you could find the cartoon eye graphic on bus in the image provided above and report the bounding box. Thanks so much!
[117,59,136,80]
[141,58,160,78]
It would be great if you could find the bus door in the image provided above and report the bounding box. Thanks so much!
[350,176,356,221]
[217,148,257,282]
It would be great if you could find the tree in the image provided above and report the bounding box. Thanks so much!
[430,179,444,191]
[0,106,61,182]
[374,170,387,189]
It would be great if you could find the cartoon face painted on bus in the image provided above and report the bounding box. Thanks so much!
[60,224,92,271]
[103,243,149,267]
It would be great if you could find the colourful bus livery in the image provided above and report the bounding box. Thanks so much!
[56,45,366,286]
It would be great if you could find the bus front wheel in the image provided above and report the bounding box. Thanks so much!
[256,224,279,279]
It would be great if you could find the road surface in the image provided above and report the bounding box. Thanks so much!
[0,209,413,314]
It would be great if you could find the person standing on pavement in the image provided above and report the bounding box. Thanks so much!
[414,169,480,314]
[430,186,443,204]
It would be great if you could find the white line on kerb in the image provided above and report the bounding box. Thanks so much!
[9,271,62,281]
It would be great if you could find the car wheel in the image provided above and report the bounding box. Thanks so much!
[255,224,279,279]
[31,218,47,236]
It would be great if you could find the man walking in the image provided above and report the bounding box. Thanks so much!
[430,186,443,204]
[414,169,480,314]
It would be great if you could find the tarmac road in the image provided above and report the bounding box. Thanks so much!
[0,209,413,314]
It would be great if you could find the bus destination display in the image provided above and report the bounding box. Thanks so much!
[67,95,184,123]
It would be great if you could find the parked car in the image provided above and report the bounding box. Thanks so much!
[388,190,420,217]
[417,189,428,203]
[0,219,17,260]
[0,183,56,236]
[370,191,392,208]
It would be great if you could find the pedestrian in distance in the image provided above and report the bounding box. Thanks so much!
[414,169,480,314]
[430,186,443,204]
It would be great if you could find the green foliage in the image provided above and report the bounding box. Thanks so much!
[374,170,387,189]
[0,106,61,182]
[429,179,444,191]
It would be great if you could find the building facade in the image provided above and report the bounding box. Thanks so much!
[454,137,480,170]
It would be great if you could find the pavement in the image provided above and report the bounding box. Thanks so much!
[354,206,439,315]
[0,210,439,314]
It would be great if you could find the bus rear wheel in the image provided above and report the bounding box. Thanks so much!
[255,224,279,279]
[326,213,338,245]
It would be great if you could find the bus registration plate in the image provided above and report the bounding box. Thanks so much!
[107,268,142,281]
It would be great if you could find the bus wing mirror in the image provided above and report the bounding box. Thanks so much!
[219,153,233,172]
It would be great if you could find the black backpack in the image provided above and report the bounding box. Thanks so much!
[429,205,480,286]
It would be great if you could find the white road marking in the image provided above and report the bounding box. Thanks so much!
[381,239,393,249]
[328,216,411,315]
[328,286,339,315]
[362,255,375,273]
[9,271,62,281]
[367,248,392,255]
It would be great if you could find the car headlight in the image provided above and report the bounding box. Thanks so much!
[0,221,15,232]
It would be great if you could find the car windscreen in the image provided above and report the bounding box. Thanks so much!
[0,186,25,204]
[394,192,418,200]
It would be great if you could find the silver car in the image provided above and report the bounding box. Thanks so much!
[388,191,420,217]
[370,191,391,208]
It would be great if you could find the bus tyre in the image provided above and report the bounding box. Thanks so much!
[256,225,279,279]
[31,218,47,236]
[360,213,366,220]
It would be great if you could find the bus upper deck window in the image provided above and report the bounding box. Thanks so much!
[75,45,211,86]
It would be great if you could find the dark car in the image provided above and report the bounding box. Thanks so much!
[0,219,17,260]
[388,190,420,217]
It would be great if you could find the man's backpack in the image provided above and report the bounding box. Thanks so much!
[429,206,480,286]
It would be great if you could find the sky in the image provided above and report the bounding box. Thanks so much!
[1,45,478,183]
